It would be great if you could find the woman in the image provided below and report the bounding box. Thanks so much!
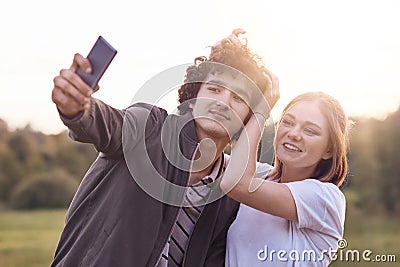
[220,81,350,266]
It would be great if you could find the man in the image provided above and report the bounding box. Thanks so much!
[50,29,279,267]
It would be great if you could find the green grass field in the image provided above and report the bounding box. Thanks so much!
[0,209,66,267]
[330,217,400,266]
[0,209,398,266]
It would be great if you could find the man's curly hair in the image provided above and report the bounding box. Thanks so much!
[177,29,268,114]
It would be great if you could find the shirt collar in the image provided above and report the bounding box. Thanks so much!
[193,153,225,187]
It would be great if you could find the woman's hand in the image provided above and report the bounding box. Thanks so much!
[263,68,280,112]
[253,68,280,121]
[220,68,279,194]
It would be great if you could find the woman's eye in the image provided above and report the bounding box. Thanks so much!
[304,128,316,135]
[282,119,293,126]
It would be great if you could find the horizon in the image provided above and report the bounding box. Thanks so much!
[1,96,398,135]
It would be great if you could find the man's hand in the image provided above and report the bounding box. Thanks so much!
[51,53,98,118]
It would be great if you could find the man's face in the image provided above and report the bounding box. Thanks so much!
[190,71,252,141]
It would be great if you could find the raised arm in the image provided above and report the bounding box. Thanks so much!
[51,53,124,156]
[219,69,298,221]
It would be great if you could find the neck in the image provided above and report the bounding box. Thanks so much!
[189,134,229,185]
[279,165,317,183]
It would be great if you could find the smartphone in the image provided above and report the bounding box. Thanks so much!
[77,36,117,89]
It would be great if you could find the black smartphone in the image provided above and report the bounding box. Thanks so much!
[77,36,117,89]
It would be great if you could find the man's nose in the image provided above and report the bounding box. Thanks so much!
[216,90,233,108]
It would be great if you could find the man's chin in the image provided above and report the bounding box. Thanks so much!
[196,119,241,140]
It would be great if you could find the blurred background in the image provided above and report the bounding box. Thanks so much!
[1,0,399,266]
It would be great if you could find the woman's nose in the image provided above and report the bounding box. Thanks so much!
[288,127,302,141]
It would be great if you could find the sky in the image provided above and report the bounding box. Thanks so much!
[1,0,400,134]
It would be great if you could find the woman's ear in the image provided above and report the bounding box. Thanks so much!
[322,148,333,160]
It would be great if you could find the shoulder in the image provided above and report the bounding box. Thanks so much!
[289,179,345,203]
[286,179,346,211]
[223,154,273,179]
[124,102,169,128]
[125,102,168,118]
[255,161,273,179]
[286,179,346,231]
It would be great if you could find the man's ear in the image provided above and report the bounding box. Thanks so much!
[188,98,196,110]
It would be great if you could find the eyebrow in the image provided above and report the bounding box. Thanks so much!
[206,78,251,100]
[284,113,323,130]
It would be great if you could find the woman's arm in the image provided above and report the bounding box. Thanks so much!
[220,114,297,221]
[220,69,298,221]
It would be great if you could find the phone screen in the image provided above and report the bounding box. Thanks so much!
[77,36,117,89]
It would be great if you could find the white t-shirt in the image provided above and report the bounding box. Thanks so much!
[226,163,346,267]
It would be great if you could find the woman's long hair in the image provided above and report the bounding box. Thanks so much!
[269,92,351,187]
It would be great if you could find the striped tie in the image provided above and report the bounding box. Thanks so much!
[168,186,208,266]
[156,155,224,267]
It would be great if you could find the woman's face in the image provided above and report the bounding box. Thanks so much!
[275,100,332,172]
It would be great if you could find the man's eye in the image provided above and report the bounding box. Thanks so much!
[208,87,220,92]
[233,94,244,102]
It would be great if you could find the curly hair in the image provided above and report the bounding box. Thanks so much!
[177,30,268,114]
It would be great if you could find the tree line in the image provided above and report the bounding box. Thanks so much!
[0,120,97,209]
[0,107,399,216]
[347,106,400,217]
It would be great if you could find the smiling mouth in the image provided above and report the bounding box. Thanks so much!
[283,143,302,152]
